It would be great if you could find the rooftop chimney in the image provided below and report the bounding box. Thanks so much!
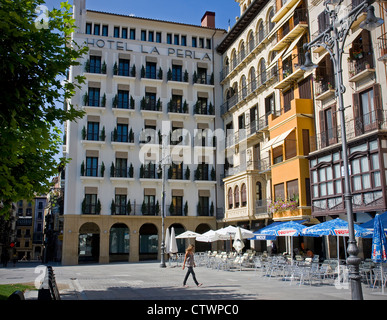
[201,11,215,28]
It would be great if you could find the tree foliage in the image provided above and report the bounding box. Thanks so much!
[0,0,88,216]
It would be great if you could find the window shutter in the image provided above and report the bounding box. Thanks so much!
[319,110,326,148]
[331,103,338,144]
[352,92,362,136]
[373,83,382,124]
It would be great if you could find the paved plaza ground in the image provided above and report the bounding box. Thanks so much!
[0,260,386,302]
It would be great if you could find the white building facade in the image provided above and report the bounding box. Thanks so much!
[62,0,226,264]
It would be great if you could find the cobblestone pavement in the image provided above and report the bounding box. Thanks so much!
[1,261,387,301]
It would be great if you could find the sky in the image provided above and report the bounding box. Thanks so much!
[42,0,241,31]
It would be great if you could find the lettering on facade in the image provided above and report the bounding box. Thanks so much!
[85,38,211,61]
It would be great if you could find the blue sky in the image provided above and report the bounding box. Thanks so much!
[43,0,241,30]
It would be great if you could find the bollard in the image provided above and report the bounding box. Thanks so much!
[7,290,25,300]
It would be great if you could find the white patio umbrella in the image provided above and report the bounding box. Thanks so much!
[165,227,171,255]
[233,227,245,253]
[170,227,178,254]
[216,225,254,240]
[196,230,222,242]
[176,230,201,239]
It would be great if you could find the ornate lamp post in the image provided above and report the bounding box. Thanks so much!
[159,132,170,268]
[301,0,383,300]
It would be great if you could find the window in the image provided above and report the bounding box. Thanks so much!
[287,179,299,201]
[192,37,197,47]
[115,194,127,215]
[169,95,182,113]
[116,124,128,143]
[93,24,100,36]
[198,196,209,216]
[122,27,128,39]
[148,31,154,42]
[167,33,172,44]
[272,146,283,164]
[86,23,92,34]
[170,162,183,179]
[274,183,285,200]
[86,157,98,176]
[228,188,233,209]
[196,163,209,180]
[206,39,211,49]
[144,92,157,110]
[115,158,128,177]
[84,194,97,214]
[171,196,183,216]
[196,97,208,115]
[351,156,372,191]
[146,62,157,79]
[143,195,155,215]
[199,38,204,48]
[114,26,120,38]
[353,85,382,135]
[172,64,182,81]
[197,67,207,84]
[88,87,100,107]
[117,90,129,109]
[102,25,108,36]
[87,121,99,141]
[130,28,136,40]
[141,30,147,41]
[234,186,240,208]
[181,35,187,46]
[143,161,156,178]
[283,88,294,113]
[241,184,247,207]
[156,32,161,43]
[118,59,130,76]
[89,56,101,73]
[174,34,179,45]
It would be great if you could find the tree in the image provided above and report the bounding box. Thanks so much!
[0,0,88,216]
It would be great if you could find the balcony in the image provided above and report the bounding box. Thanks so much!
[112,95,135,116]
[110,166,134,184]
[314,75,336,101]
[310,110,386,151]
[81,129,106,148]
[140,98,163,117]
[272,0,301,23]
[273,64,304,90]
[271,8,308,52]
[348,58,375,83]
[82,95,107,114]
[80,164,105,183]
[221,63,279,116]
[111,130,135,150]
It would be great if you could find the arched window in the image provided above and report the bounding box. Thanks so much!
[240,42,246,60]
[228,188,233,209]
[241,184,247,207]
[234,186,240,208]
[258,22,264,43]
[232,50,237,69]
[268,8,275,32]
[241,75,247,98]
[259,59,267,85]
[250,67,256,91]
[248,32,255,52]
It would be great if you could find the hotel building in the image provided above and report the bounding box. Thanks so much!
[62,0,226,264]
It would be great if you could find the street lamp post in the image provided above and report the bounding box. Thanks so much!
[159,133,169,268]
[301,0,383,300]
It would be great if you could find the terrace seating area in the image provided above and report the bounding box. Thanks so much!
[192,251,387,290]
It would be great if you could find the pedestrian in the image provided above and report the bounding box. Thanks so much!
[182,244,202,288]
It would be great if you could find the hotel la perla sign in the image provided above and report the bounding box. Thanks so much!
[85,37,212,61]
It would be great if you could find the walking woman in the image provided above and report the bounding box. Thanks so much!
[182,244,202,287]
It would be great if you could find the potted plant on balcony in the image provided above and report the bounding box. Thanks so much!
[100,161,105,177]
[184,201,188,216]
[81,126,86,140]
[141,65,145,78]
[185,166,190,180]
[158,67,163,80]
[129,163,134,178]
[184,70,189,82]
[101,93,106,107]
[113,61,118,75]
[167,68,172,81]
[96,199,101,214]
[127,199,132,215]
[110,199,116,215]
[80,161,85,176]
[110,162,115,177]
[130,65,136,77]
[100,126,106,141]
